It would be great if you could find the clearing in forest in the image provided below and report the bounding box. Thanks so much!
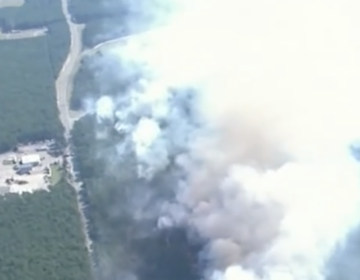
[0,0,24,9]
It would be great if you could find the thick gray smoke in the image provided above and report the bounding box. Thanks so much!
[88,0,360,279]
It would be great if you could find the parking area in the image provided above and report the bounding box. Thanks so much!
[0,141,63,194]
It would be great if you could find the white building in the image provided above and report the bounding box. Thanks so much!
[19,154,41,165]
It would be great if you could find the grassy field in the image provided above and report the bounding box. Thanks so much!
[50,164,63,186]
[0,0,24,8]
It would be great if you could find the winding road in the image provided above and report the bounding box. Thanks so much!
[81,28,160,57]
[56,0,159,268]
[81,24,173,61]
[56,0,85,139]
[56,0,92,263]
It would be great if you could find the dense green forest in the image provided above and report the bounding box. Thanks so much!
[70,53,138,110]
[70,55,100,110]
[81,18,125,49]
[0,38,64,152]
[0,0,70,152]
[68,0,165,48]
[0,181,92,280]
[0,0,70,78]
[70,115,203,280]
[68,0,129,48]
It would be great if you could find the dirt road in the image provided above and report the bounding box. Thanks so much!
[0,28,47,40]
[56,0,85,140]
[0,0,24,8]
[56,1,162,268]
[82,27,165,58]
[57,0,92,263]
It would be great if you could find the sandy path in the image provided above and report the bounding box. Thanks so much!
[0,28,47,40]
[56,2,84,139]
[82,27,163,57]
[55,4,163,269]
[0,0,24,8]
[56,0,93,265]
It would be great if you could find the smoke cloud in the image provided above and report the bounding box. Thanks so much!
[88,0,360,279]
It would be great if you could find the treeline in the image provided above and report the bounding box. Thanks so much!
[0,38,64,153]
[68,0,163,48]
[70,115,203,280]
[68,0,118,23]
[0,0,64,30]
[0,0,70,77]
[0,181,92,280]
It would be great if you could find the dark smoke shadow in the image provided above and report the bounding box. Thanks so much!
[87,153,206,280]
[93,219,205,280]
[326,225,360,280]
[133,227,205,280]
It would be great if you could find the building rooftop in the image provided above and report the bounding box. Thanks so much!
[20,154,41,165]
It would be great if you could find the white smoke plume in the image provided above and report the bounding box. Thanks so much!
[90,0,360,279]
